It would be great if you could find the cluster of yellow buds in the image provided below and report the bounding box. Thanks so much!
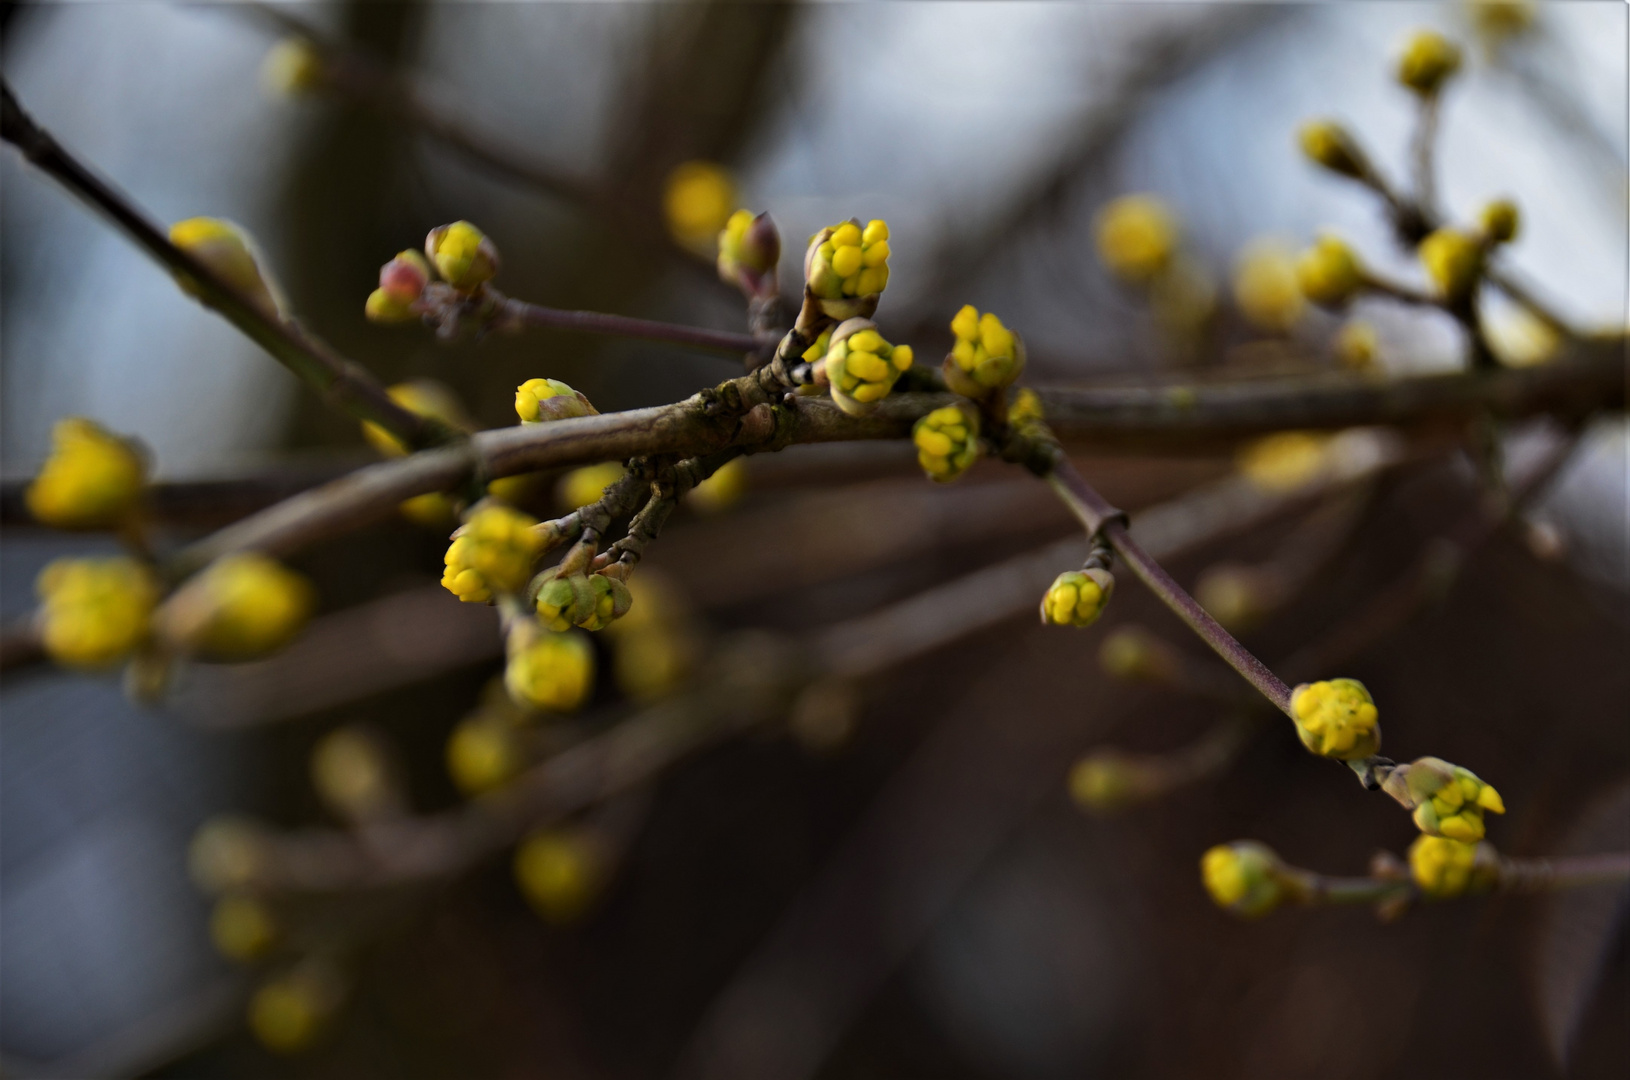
[1040,567,1115,628]
[1408,834,1499,898]
[1295,235,1364,307]
[1201,841,1287,918]
[912,402,981,483]
[249,961,346,1054]
[159,553,315,662]
[717,208,780,294]
[35,556,159,668]
[819,319,914,416]
[310,726,400,822]
[1397,28,1463,96]
[442,501,546,603]
[535,569,632,632]
[943,305,1024,397]
[210,894,278,963]
[806,219,890,312]
[515,377,597,424]
[364,250,433,325]
[362,379,473,457]
[664,160,736,249]
[505,626,595,712]
[1418,227,1484,302]
[1233,240,1305,333]
[169,217,286,320]
[1297,120,1368,180]
[1479,199,1520,244]
[424,220,500,292]
[514,827,607,925]
[1386,755,1505,841]
[1289,678,1381,760]
[26,417,146,529]
[1094,194,1177,283]
[603,571,699,701]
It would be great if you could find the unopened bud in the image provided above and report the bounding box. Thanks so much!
[1298,120,1368,179]
[718,208,781,291]
[26,417,146,529]
[1478,199,1519,244]
[446,712,524,795]
[310,726,400,822]
[189,816,271,894]
[1094,194,1178,284]
[1408,834,1499,898]
[664,160,736,248]
[943,305,1025,397]
[1069,750,1165,813]
[1289,677,1381,760]
[1418,227,1484,301]
[1194,563,1276,632]
[211,894,278,962]
[1233,240,1305,333]
[820,318,914,416]
[1397,29,1462,95]
[805,218,890,317]
[912,401,981,483]
[514,827,607,924]
[1236,431,1331,493]
[365,250,431,324]
[425,220,499,292]
[442,501,546,603]
[505,626,596,712]
[1296,235,1364,306]
[1098,626,1179,682]
[249,961,346,1054]
[1040,567,1114,628]
[169,217,285,319]
[363,378,473,457]
[35,556,158,669]
[1201,841,1286,918]
[686,457,749,514]
[515,378,597,424]
[557,462,627,512]
[1334,320,1380,372]
[159,554,315,662]
[261,37,325,97]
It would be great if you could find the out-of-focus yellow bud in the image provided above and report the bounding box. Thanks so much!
[446,712,524,795]
[514,828,606,924]
[1195,563,1275,632]
[1236,431,1331,493]
[1486,305,1560,368]
[362,378,473,457]
[160,554,315,662]
[1296,235,1364,306]
[169,217,285,319]
[1467,0,1536,45]
[26,417,146,529]
[805,218,891,309]
[1069,750,1165,813]
[442,502,545,603]
[1008,387,1046,430]
[310,726,398,821]
[717,208,781,289]
[1094,194,1178,284]
[1148,254,1219,340]
[1201,841,1286,918]
[515,378,597,425]
[1233,240,1305,332]
[425,220,499,292]
[249,962,345,1054]
[1478,199,1520,244]
[1397,28,1463,95]
[1408,834,1499,898]
[1098,626,1179,682]
[1391,755,1505,841]
[1289,677,1381,760]
[365,288,414,324]
[1298,120,1368,179]
[211,894,278,963]
[188,816,270,894]
[664,161,736,248]
[557,462,628,512]
[399,492,458,528]
[1040,568,1115,628]
[1334,320,1380,372]
[943,305,1025,396]
[34,556,157,669]
[364,249,432,325]
[1418,228,1484,301]
[912,402,981,483]
[686,457,749,514]
[820,318,914,416]
[261,37,324,96]
[506,628,595,712]
[603,572,698,701]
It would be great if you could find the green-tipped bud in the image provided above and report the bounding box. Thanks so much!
[515,378,597,424]
[1397,29,1463,95]
[1289,678,1381,760]
[1040,568,1114,628]
[1296,235,1364,306]
[425,220,500,291]
[1479,199,1520,244]
[819,318,914,416]
[1418,227,1484,301]
[1298,120,1368,179]
[1385,755,1506,842]
[943,304,1025,396]
[1201,841,1286,918]
[912,402,981,483]
[1408,834,1499,898]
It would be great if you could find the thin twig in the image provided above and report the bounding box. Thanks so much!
[501,297,764,357]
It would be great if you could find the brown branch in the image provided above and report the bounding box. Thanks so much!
[498,296,765,358]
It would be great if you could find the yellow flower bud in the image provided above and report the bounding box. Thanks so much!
[1233,240,1305,333]
[446,712,524,795]
[1040,568,1115,628]
[819,318,913,416]
[515,378,597,425]
[1395,756,1505,842]
[1334,320,1380,372]
[557,462,628,512]
[1298,120,1367,179]
[34,556,158,669]
[210,894,278,962]
[188,816,270,894]
[506,628,595,712]
[1397,29,1463,95]
[1098,626,1178,682]
[1289,678,1381,760]
[364,288,414,324]
[1094,194,1178,284]
[310,726,398,821]
[424,220,500,292]
[1419,227,1484,301]
[912,402,981,483]
[442,502,546,603]
[717,208,781,289]
[1468,1,1536,44]
[169,217,285,319]
[261,37,324,96]
[1069,750,1164,813]
[1295,235,1364,306]
[1008,387,1046,430]
[160,554,315,661]
[364,249,432,324]
[1200,841,1286,918]
[1485,304,1560,368]
[804,218,891,310]
[686,457,749,514]
[942,305,1025,397]
[1408,834,1499,898]
[249,962,345,1054]
[1479,199,1520,244]
[400,492,458,528]
[514,828,606,925]
[664,161,736,248]
[1194,563,1274,632]
[26,417,146,529]
[1236,431,1331,493]
[362,378,473,457]
[603,572,698,701]
[535,571,631,632]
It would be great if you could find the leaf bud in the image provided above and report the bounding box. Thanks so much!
[424,220,500,292]
[1094,194,1178,284]
[26,417,146,529]
[1397,29,1463,96]
[1040,567,1115,628]
[1289,677,1381,760]
[912,401,982,483]
[943,304,1025,396]
[159,553,315,662]
[515,378,597,425]
[34,556,158,669]
[1200,841,1287,918]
